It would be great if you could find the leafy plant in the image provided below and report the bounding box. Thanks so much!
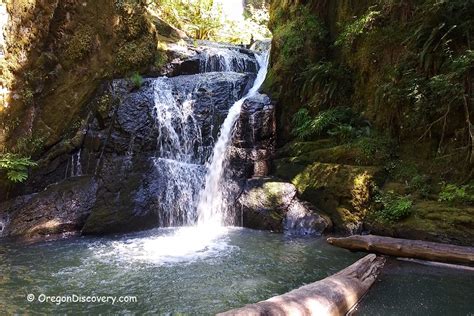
[129,72,144,89]
[354,134,394,163]
[298,61,353,107]
[438,183,474,204]
[374,191,413,222]
[336,8,381,48]
[291,106,373,144]
[0,154,37,183]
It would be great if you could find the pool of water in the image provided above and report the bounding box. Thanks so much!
[0,227,473,314]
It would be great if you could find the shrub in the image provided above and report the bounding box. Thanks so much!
[374,191,413,222]
[336,9,382,49]
[354,134,394,163]
[291,107,355,140]
[438,183,474,204]
[129,72,144,89]
[0,153,37,183]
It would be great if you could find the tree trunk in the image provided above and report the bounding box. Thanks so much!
[218,254,385,316]
[327,235,474,265]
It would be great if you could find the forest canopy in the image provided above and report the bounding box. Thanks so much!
[151,0,271,43]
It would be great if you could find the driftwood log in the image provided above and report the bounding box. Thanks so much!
[327,235,474,265]
[218,254,385,316]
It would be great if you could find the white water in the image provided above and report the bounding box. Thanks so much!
[197,50,270,227]
[93,227,235,265]
[200,47,256,73]
[140,48,269,264]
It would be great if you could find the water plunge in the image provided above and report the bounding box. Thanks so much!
[197,51,270,227]
[151,48,270,230]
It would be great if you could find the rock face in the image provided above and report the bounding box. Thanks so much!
[165,40,259,76]
[230,94,275,178]
[236,177,331,235]
[80,71,256,234]
[0,44,280,240]
[0,177,97,240]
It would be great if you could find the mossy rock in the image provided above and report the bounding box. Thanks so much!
[274,160,385,233]
[366,200,474,246]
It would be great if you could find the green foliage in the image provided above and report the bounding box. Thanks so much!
[374,191,413,222]
[273,6,326,72]
[438,182,474,204]
[353,134,394,163]
[152,0,223,40]
[298,61,353,107]
[291,107,356,140]
[0,153,37,183]
[385,161,432,196]
[129,72,144,89]
[336,8,381,48]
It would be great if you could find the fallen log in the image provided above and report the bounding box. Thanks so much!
[327,235,474,265]
[218,254,385,316]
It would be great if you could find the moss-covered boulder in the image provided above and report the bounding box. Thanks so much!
[237,177,331,235]
[365,201,474,246]
[274,159,384,233]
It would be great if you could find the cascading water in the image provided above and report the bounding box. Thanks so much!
[200,47,257,73]
[197,51,270,227]
[152,77,206,226]
[132,47,270,263]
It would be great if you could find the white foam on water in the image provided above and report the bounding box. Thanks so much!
[90,227,236,265]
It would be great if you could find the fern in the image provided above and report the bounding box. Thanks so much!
[291,107,355,140]
[0,154,37,183]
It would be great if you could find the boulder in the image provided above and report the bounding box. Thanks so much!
[166,40,259,76]
[274,160,384,234]
[237,177,331,235]
[0,176,97,240]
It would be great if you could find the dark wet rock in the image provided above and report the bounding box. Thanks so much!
[0,177,97,240]
[81,157,160,235]
[230,94,275,178]
[0,41,275,239]
[237,177,331,235]
[79,71,257,234]
[165,40,258,76]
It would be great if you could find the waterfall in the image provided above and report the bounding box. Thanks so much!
[200,47,257,73]
[150,46,269,228]
[152,78,206,226]
[197,50,270,227]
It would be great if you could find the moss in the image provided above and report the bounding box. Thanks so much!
[154,50,168,69]
[274,159,384,232]
[367,200,474,246]
[114,36,156,74]
[63,24,95,65]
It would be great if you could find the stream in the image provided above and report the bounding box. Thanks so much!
[0,228,473,314]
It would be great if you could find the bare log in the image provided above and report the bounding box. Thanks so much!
[327,235,474,265]
[218,254,385,316]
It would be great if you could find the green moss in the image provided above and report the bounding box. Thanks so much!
[367,200,474,246]
[129,72,144,89]
[114,36,156,74]
[154,51,168,69]
[63,25,95,65]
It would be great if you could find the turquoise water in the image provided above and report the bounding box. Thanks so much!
[0,228,472,315]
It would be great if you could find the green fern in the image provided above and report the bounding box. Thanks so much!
[0,154,37,183]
